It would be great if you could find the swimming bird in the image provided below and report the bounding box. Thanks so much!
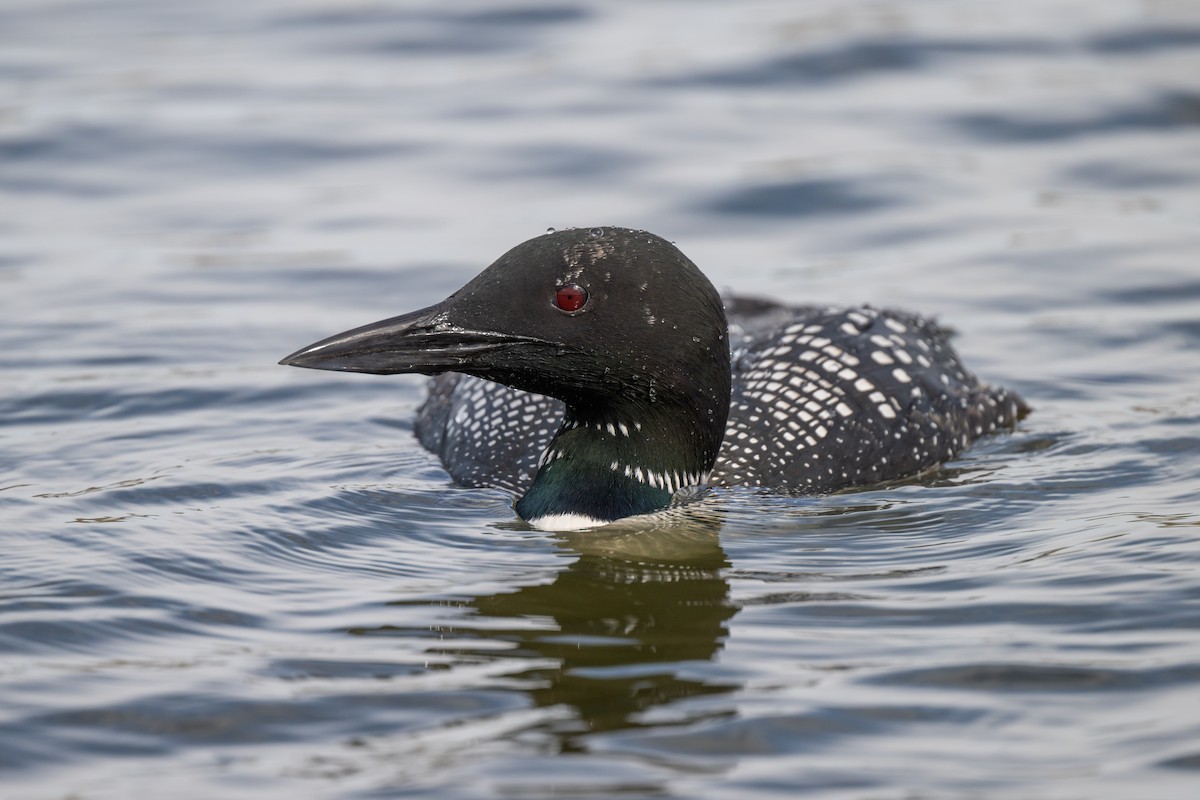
[281,227,1027,530]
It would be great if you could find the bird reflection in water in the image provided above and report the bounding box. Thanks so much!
[401,514,739,750]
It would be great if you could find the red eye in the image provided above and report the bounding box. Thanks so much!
[554,283,588,312]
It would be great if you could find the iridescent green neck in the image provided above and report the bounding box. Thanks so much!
[514,411,713,530]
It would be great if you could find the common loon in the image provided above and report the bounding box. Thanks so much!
[281,227,1027,531]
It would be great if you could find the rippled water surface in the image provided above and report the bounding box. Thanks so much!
[4,1,1200,797]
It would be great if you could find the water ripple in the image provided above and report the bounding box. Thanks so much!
[4,1,1200,798]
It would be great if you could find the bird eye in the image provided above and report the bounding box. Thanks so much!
[553,283,588,313]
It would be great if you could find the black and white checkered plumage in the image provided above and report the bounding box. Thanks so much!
[415,297,1026,498]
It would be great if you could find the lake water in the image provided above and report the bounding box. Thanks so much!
[3,1,1200,797]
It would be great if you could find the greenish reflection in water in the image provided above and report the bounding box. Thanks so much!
[402,520,740,749]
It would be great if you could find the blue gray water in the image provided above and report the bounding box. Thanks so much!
[3,1,1200,797]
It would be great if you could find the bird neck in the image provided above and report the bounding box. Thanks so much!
[514,405,717,530]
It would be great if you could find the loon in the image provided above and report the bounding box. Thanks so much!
[281,227,1027,531]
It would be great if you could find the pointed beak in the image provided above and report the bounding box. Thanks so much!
[279,301,552,376]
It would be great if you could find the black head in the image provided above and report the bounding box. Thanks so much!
[281,227,732,428]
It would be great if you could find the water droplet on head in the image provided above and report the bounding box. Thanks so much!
[589,227,604,238]
[545,227,556,234]
[692,336,701,343]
